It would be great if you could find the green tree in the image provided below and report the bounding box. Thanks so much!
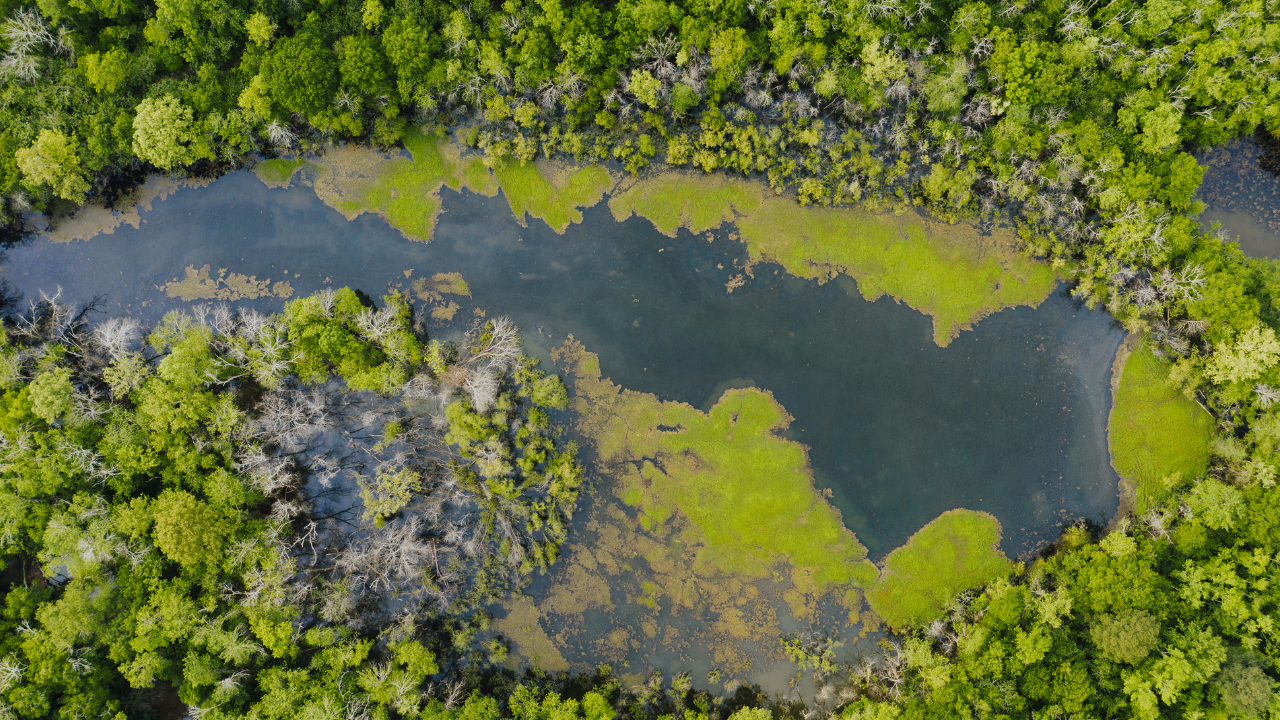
[362,0,384,29]
[16,130,91,202]
[357,466,420,524]
[28,367,73,423]
[860,37,906,89]
[132,95,202,171]
[1139,103,1182,155]
[339,35,391,97]
[1215,653,1275,717]
[263,33,339,117]
[80,48,131,94]
[1206,323,1280,385]
[1090,610,1160,663]
[670,84,700,116]
[923,56,969,115]
[630,69,662,108]
[153,490,224,567]
[246,12,277,46]
[709,27,750,89]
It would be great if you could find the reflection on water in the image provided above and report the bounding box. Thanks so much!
[1196,133,1280,258]
[1,169,1123,691]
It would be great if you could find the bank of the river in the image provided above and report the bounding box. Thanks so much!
[33,130,1058,348]
[1107,333,1141,523]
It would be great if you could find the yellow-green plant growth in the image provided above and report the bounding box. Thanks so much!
[609,174,1058,345]
[255,157,306,188]
[864,509,1015,631]
[553,339,877,593]
[308,128,495,241]
[1109,339,1213,512]
[303,131,613,239]
[494,161,614,233]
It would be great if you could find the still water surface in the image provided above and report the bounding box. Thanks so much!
[2,170,1122,558]
[1197,134,1280,258]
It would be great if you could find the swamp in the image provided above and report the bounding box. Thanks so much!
[4,150,1133,695]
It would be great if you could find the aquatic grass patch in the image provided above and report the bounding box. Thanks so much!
[495,160,614,233]
[307,128,500,241]
[309,128,462,241]
[161,263,294,301]
[492,596,570,672]
[610,174,1058,345]
[1109,338,1213,512]
[306,131,610,240]
[255,157,305,188]
[864,509,1015,631]
[553,338,877,595]
[608,173,763,235]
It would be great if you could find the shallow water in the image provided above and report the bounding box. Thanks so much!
[1196,134,1280,258]
[1,169,1123,683]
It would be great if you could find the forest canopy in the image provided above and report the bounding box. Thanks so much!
[0,288,584,718]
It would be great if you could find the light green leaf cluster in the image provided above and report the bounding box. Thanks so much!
[16,130,91,202]
[1206,323,1280,385]
[132,95,203,171]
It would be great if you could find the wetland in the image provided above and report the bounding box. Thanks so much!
[4,151,1124,692]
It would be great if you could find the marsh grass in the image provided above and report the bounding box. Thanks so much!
[1109,338,1213,512]
[254,157,305,188]
[305,130,611,240]
[610,173,1059,346]
[495,160,614,232]
[306,128,494,241]
[864,509,1015,631]
[554,339,878,599]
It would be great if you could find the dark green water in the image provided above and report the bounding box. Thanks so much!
[2,170,1122,557]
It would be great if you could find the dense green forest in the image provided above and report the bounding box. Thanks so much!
[5,0,1280,715]
[0,289,589,718]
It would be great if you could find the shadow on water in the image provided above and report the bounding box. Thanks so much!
[2,169,1124,690]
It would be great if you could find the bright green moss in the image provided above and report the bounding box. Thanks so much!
[864,509,1015,631]
[1109,338,1213,512]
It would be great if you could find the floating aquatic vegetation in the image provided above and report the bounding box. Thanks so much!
[160,264,295,302]
[413,271,472,322]
[38,175,212,244]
